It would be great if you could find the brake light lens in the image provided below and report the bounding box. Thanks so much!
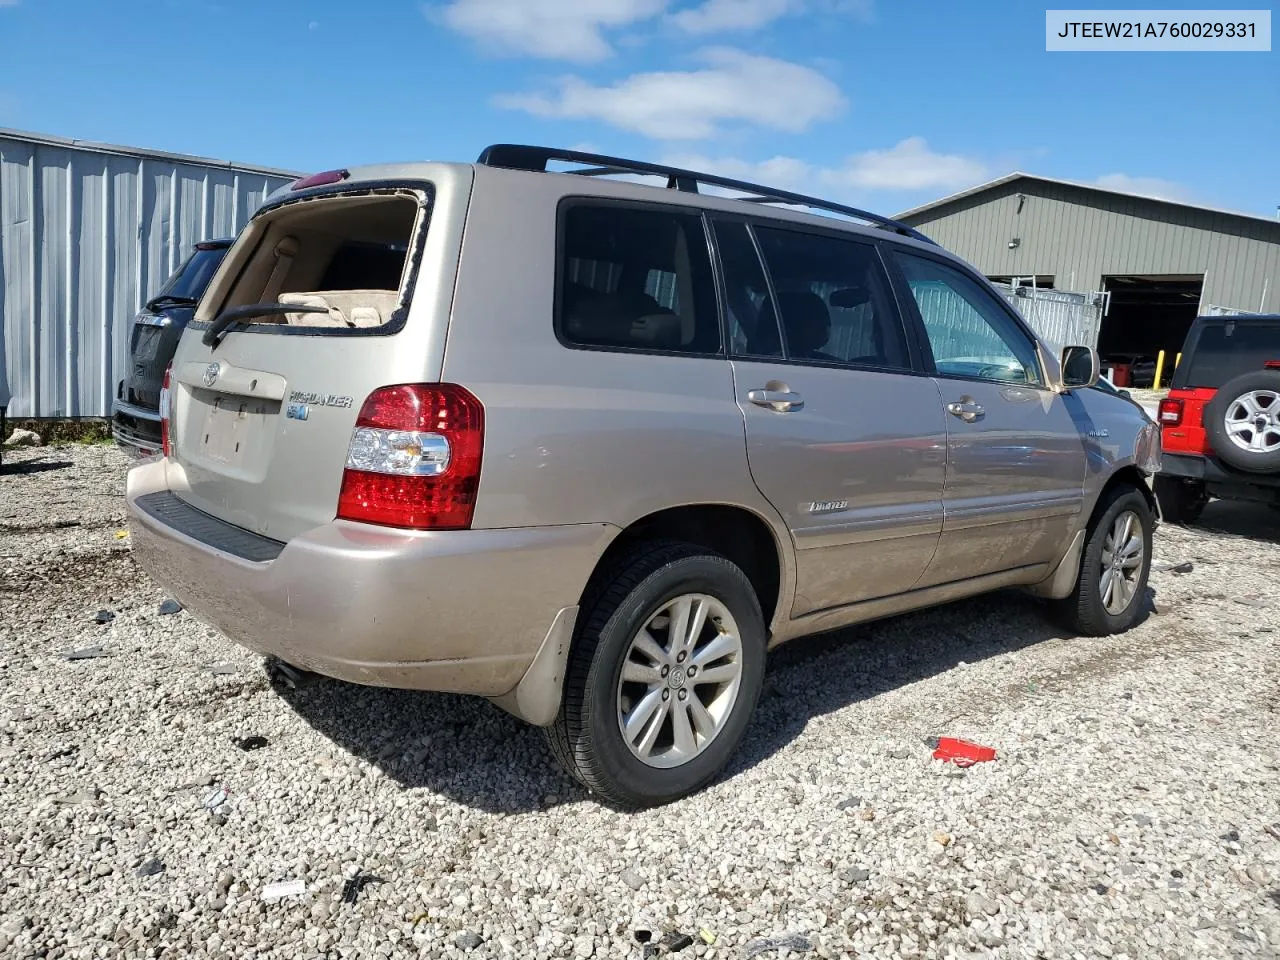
[1158,397,1183,426]
[1265,360,1280,370]
[159,364,173,458]
[336,384,484,530]
[290,169,349,191]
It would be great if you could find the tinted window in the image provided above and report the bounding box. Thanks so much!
[1175,319,1280,389]
[895,253,1042,385]
[558,204,720,354]
[752,227,909,368]
[713,221,779,358]
[153,246,227,301]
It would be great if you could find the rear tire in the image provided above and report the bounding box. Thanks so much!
[1058,485,1153,637]
[547,541,766,808]
[1153,475,1207,525]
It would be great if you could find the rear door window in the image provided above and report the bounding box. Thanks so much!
[743,224,910,369]
[1175,320,1280,388]
[558,203,721,355]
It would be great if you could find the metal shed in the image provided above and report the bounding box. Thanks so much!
[896,174,1280,372]
[0,128,299,419]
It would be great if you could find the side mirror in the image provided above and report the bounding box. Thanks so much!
[1060,345,1099,390]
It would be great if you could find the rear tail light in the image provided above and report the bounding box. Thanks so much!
[1265,360,1280,370]
[1158,397,1183,426]
[337,384,484,530]
[159,364,173,458]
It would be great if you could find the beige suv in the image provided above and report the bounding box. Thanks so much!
[126,146,1162,807]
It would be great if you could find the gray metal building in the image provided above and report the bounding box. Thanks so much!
[0,128,298,419]
[896,174,1280,364]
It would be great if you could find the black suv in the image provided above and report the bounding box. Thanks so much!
[112,239,231,456]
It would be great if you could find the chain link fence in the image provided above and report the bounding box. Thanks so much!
[993,282,1105,354]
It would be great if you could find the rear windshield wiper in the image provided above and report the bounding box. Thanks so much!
[147,295,199,309]
[202,303,330,349]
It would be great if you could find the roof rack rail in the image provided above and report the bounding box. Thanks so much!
[476,144,936,244]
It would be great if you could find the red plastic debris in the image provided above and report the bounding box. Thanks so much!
[931,737,997,767]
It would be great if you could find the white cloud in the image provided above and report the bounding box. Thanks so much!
[495,47,846,139]
[662,152,814,192]
[1094,173,1192,202]
[433,0,666,61]
[820,137,988,191]
[658,138,987,201]
[671,0,800,33]
[0,1,20,7]
[669,0,872,32]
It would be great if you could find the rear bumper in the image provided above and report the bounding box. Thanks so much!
[125,457,614,697]
[111,399,162,459]
[1159,452,1280,498]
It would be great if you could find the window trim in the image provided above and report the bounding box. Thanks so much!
[708,213,927,376]
[553,196,727,360]
[707,216,782,363]
[885,245,1051,389]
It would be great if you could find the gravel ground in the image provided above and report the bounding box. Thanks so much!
[2,443,1279,960]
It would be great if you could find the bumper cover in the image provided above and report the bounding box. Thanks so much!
[125,458,613,697]
[112,399,162,458]
[1159,452,1280,494]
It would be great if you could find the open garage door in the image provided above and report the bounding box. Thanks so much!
[1097,274,1203,387]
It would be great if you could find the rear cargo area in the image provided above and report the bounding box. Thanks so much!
[165,186,439,541]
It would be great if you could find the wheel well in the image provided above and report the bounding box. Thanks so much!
[1099,466,1158,517]
[585,505,782,627]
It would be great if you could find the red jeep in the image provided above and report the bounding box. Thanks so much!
[1154,313,1280,523]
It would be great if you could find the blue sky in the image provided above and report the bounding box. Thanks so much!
[0,0,1275,217]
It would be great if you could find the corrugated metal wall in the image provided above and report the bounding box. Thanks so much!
[900,180,1280,314]
[0,130,297,418]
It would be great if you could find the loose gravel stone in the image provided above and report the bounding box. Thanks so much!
[455,930,483,950]
[134,857,165,877]
[965,892,1001,917]
[2,445,1279,959]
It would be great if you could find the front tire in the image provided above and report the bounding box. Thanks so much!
[1153,475,1207,525]
[547,542,766,808]
[1059,485,1153,636]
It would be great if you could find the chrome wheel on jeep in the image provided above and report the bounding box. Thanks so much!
[616,594,744,769]
[1204,370,1280,475]
[1223,389,1280,454]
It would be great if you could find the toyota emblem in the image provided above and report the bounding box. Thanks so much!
[203,363,220,387]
